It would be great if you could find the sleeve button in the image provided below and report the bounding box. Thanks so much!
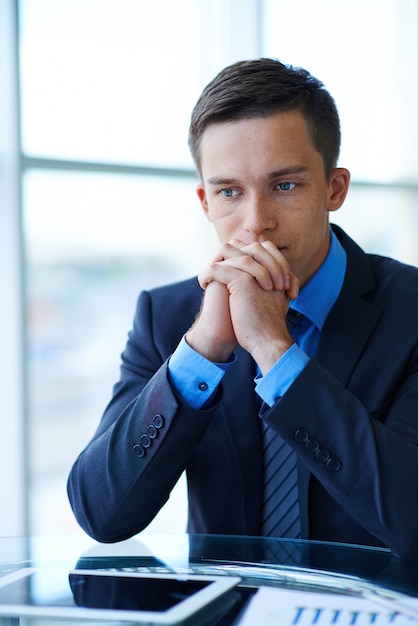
[326,457,342,472]
[315,448,330,463]
[295,429,310,444]
[153,414,164,428]
[306,438,320,453]
[147,424,157,439]
[140,434,151,448]
[133,444,145,458]
[198,381,208,391]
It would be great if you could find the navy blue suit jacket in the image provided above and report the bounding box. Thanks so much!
[68,226,418,558]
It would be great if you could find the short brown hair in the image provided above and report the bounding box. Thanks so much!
[188,58,341,180]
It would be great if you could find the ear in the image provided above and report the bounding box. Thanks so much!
[327,168,350,213]
[196,183,213,222]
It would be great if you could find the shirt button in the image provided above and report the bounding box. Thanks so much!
[198,381,208,391]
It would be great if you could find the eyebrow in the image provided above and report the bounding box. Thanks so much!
[206,177,239,186]
[267,166,309,179]
[206,166,309,186]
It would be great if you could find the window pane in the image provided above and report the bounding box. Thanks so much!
[24,169,215,534]
[261,0,418,184]
[19,0,202,167]
[332,184,418,266]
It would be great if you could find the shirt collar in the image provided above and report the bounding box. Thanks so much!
[290,227,347,331]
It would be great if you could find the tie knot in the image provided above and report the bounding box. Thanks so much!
[286,309,306,333]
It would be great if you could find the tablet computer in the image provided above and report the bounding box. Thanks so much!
[0,567,241,623]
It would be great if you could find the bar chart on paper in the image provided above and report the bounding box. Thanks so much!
[239,587,417,625]
[291,605,403,625]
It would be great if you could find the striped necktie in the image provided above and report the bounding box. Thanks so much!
[261,309,306,538]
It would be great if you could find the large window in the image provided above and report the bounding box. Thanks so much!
[261,0,418,266]
[4,0,417,537]
[18,0,260,536]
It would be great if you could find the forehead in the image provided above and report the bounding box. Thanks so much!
[199,110,322,176]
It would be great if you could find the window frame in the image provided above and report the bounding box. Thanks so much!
[0,0,28,537]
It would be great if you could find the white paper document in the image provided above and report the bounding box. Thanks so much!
[238,586,418,625]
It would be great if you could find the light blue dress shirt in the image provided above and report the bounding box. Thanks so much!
[168,229,347,409]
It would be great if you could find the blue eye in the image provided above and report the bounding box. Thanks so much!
[220,188,235,197]
[277,182,295,191]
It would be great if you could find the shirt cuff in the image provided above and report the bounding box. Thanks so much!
[168,335,236,409]
[255,344,310,407]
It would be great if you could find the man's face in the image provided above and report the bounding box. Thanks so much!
[196,110,349,287]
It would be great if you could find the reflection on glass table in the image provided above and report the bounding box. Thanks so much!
[0,533,417,625]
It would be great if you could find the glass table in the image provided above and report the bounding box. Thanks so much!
[0,533,417,624]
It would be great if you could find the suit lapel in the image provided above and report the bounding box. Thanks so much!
[316,227,383,384]
[316,285,382,384]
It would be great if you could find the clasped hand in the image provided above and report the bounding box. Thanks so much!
[186,240,299,375]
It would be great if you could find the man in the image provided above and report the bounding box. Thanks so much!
[68,58,418,559]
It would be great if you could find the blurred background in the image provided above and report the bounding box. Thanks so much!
[1,0,417,538]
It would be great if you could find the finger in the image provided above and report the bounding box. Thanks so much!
[199,242,246,289]
[257,241,300,298]
[220,256,275,290]
[199,258,274,291]
[202,241,275,290]
[228,239,246,250]
[212,241,248,262]
[286,274,300,301]
[233,240,292,292]
[203,240,298,294]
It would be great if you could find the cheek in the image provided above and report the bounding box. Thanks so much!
[209,206,239,230]
[298,199,330,234]
[287,215,324,257]
[218,225,240,244]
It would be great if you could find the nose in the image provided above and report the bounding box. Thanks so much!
[242,193,276,237]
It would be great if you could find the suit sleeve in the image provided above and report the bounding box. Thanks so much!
[67,289,216,543]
